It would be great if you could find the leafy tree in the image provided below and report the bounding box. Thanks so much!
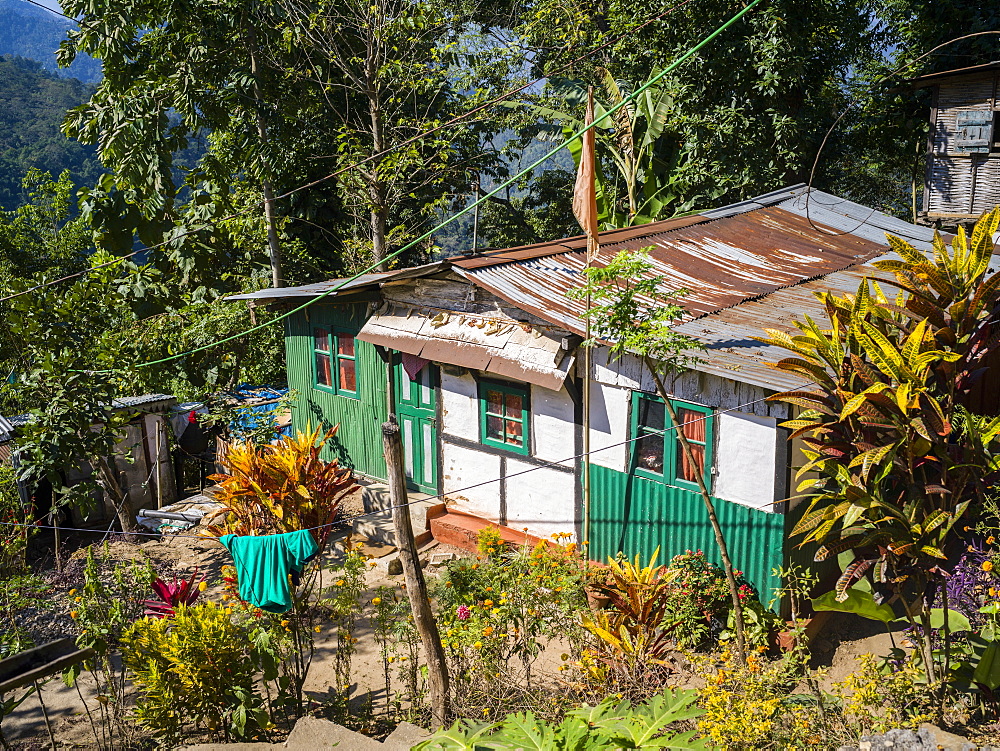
[568,249,750,663]
[278,0,515,269]
[4,255,148,545]
[0,168,91,282]
[760,209,1000,698]
[515,0,876,213]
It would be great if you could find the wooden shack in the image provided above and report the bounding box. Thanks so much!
[912,62,1000,226]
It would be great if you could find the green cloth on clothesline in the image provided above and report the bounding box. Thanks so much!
[220,529,318,614]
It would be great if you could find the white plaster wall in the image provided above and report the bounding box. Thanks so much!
[441,442,501,522]
[587,381,630,472]
[585,347,791,420]
[715,411,779,512]
[440,370,479,442]
[505,458,576,540]
[531,384,576,464]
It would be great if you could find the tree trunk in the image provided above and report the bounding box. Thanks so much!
[365,34,390,271]
[645,359,748,663]
[247,26,284,288]
[382,417,450,725]
[95,457,140,537]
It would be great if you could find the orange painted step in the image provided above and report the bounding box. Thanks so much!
[429,509,550,553]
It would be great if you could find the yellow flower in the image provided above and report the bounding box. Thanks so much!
[281,620,290,627]
[314,626,322,633]
[484,599,494,609]
[336,579,345,587]
[369,561,378,567]
[483,626,494,637]
[372,597,382,606]
[198,581,208,592]
[491,608,500,616]
[68,589,77,596]
[474,641,483,649]
[984,561,995,572]
[70,611,78,619]
[989,536,996,545]
[483,708,490,715]
[75,597,82,603]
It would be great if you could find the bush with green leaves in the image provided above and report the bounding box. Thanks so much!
[122,601,274,744]
[414,688,708,750]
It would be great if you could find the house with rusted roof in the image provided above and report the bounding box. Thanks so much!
[231,184,940,598]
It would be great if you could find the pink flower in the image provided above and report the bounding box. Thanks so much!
[457,605,471,621]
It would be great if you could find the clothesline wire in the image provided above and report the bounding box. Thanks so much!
[1,384,805,541]
[0,0,697,306]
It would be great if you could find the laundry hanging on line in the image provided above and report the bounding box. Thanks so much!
[219,529,318,614]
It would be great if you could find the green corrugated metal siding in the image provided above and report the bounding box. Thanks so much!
[285,303,389,480]
[588,464,785,603]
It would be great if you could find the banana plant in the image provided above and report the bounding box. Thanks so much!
[512,70,717,227]
[758,208,1000,690]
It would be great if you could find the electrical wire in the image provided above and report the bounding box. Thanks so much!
[0,385,793,539]
[19,0,75,21]
[0,0,697,305]
[73,0,764,374]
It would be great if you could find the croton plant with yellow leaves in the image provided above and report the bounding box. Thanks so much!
[759,209,1000,688]
[203,425,356,549]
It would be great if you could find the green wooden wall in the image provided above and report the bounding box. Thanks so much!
[285,302,389,480]
[588,464,785,603]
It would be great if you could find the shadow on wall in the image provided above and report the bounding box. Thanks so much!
[308,401,354,470]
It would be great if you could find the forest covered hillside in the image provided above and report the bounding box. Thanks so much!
[0,55,101,209]
[0,0,101,82]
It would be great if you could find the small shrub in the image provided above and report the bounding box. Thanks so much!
[662,550,755,649]
[475,526,504,559]
[433,536,588,719]
[204,425,355,546]
[123,602,271,743]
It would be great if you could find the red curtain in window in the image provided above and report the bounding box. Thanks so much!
[676,408,705,482]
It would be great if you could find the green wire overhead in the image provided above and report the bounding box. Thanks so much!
[94,0,764,374]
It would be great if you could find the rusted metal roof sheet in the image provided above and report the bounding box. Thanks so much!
[357,304,575,391]
[456,193,907,337]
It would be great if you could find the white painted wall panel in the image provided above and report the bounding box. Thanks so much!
[531,384,576,463]
[440,370,479,442]
[505,458,576,540]
[587,381,630,471]
[441,442,501,522]
[715,411,779,512]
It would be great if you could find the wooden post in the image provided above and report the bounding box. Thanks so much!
[382,416,450,726]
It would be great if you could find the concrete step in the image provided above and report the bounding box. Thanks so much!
[355,483,444,547]
[382,720,431,749]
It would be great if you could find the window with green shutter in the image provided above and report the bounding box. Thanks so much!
[630,392,713,490]
[479,381,530,455]
[313,328,358,398]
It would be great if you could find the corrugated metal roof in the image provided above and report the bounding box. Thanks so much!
[3,394,178,435]
[454,189,919,339]
[225,262,449,302]
[907,61,1000,88]
[0,414,14,443]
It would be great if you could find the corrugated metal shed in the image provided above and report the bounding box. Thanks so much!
[225,262,449,302]
[3,394,178,435]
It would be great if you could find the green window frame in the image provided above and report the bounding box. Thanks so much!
[630,391,713,491]
[312,327,358,398]
[479,381,530,455]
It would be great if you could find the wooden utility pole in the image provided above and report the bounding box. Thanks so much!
[382,417,450,725]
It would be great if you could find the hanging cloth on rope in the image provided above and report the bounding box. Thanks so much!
[220,529,318,614]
